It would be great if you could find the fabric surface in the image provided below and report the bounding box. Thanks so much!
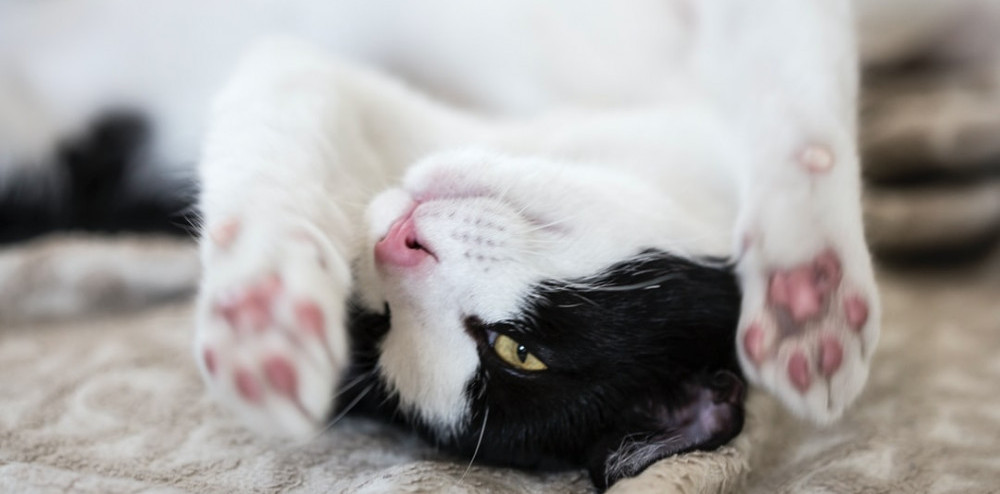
[2,237,999,493]
[0,278,590,494]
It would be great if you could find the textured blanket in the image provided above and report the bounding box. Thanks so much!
[1,234,998,493]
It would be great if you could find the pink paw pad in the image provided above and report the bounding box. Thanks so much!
[295,301,326,341]
[215,275,283,333]
[210,219,241,249]
[769,271,822,322]
[819,336,843,377]
[743,323,767,364]
[767,250,842,324]
[263,357,299,399]
[203,348,217,375]
[234,369,263,404]
[787,351,812,393]
[843,295,869,331]
[798,144,835,173]
[813,251,842,293]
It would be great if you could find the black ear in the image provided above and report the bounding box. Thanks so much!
[585,370,746,491]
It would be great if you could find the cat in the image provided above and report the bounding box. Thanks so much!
[8,0,990,489]
[187,6,878,482]
[192,43,757,489]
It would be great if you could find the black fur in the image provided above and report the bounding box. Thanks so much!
[338,250,745,491]
[0,112,194,243]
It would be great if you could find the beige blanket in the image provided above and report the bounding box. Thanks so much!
[2,235,999,494]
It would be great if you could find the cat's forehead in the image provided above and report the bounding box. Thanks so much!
[399,149,730,258]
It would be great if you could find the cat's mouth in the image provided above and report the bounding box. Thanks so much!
[374,207,437,267]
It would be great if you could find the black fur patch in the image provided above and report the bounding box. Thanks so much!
[0,112,195,243]
[338,250,744,491]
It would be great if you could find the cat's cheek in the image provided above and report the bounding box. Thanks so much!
[376,308,481,433]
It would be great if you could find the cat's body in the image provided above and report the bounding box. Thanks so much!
[194,39,757,488]
[4,0,993,489]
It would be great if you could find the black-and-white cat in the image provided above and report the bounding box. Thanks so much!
[9,0,989,488]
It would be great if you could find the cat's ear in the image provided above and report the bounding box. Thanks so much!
[585,370,746,491]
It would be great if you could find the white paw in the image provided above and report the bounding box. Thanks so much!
[738,239,880,423]
[194,218,350,437]
[735,143,881,423]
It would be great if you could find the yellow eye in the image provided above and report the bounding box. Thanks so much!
[493,334,548,371]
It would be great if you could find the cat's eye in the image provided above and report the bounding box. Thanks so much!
[492,334,547,371]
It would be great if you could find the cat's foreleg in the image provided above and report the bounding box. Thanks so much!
[705,0,881,423]
[191,38,413,436]
[194,37,484,436]
[193,41,368,437]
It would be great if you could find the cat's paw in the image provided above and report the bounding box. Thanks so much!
[194,218,350,437]
[737,245,879,423]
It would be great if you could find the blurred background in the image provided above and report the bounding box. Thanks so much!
[856,0,1000,264]
[860,53,1000,263]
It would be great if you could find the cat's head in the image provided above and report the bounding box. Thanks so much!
[356,150,745,489]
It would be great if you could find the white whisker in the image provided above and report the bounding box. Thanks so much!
[332,369,376,401]
[306,382,376,443]
[459,407,489,484]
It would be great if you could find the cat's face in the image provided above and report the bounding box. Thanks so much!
[357,150,745,487]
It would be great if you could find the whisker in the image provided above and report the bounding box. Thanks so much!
[330,383,374,427]
[332,369,376,401]
[518,216,574,234]
[307,382,376,442]
[377,389,398,409]
[459,407,489,484]
[493,174,519,204]
[559,272,688,293]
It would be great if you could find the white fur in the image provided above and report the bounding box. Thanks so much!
[5,0,994,440]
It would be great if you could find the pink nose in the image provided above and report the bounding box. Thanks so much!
[375,215,432,267]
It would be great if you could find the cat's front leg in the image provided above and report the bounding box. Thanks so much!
[706,0,881,423]
[193,39,382,437]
